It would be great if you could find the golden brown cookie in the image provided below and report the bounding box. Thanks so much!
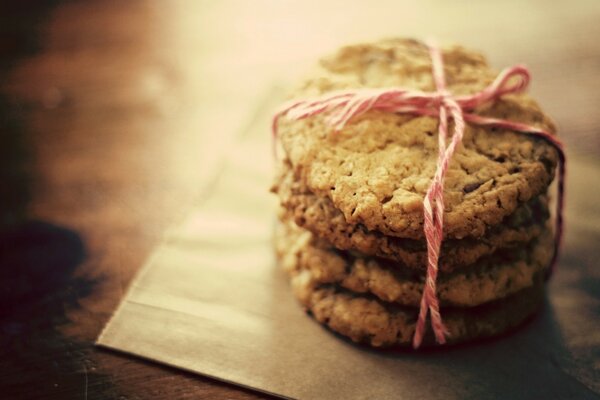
[276,38,559,240]
[287,271,544,347]
[274,163,550,271]
[276,220,553,307]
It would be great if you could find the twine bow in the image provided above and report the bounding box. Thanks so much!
[272,41,565,349]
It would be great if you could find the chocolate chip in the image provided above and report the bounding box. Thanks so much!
[463,182,482,193]
[540,156,554,173]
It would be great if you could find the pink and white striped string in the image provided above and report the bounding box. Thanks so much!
[272,42,566,349]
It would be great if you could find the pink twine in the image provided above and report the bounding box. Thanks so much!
[272,42,566,349]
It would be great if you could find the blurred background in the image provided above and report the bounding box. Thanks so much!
[0,0,598,398]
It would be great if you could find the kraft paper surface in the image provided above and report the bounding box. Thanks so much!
[97,95,599,400]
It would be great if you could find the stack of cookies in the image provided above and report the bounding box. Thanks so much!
[271,39,560,347]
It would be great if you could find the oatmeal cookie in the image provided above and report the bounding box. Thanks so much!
[274,163,550,271]
[276,220,553,307]
[276,38,559,240]
[287,272,544,347]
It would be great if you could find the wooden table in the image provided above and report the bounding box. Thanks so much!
[1,1,598,398]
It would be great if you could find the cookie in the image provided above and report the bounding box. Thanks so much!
[288,271,544,347]
[276,38,559,240]
[276,220,553,307]
[274,163,550,271]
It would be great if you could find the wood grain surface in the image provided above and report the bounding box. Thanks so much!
[0,1,599,399]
